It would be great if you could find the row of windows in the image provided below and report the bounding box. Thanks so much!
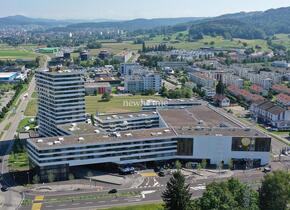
[38,147,177,163]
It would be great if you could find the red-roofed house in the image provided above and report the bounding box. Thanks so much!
[276,93,290,107]
[214,95,230,107]
[250,84,263,94]
[272,84,290,96]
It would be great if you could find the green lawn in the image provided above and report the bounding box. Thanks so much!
[92,35,270,54]
[0,49,37,60]
[86,95,164,114]
[104,203,163,210]
[272,34,290,50]
[8,152,29,171]
[24,99,37,116]
[17,117,36,132]
[24,95,164,116]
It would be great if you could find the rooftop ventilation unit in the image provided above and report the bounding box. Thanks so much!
[54,141,61,144]
[47,142,53,146]
[78,137,85,141]
[164,129,171,133]
[58,137,64,141]
[36,139,43,143]
[94,129,100,134]
[125,133,133,137]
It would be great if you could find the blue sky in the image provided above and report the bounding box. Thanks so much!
[2,0,290,20]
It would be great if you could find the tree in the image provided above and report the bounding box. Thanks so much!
[216,80,225,95]
[175,160,182,170]
[47,172,55,183]
[198,178,259,210]
[162,170,192,210]
[201,159,207,169]
[101,92,112,102]
[32,175,40,184]
[259,170,290,210]
[68,173,75,181]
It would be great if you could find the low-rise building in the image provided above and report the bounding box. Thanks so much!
[250,100,290,130]
[276,93,290,107]
[214,95,230,107]
[201,87,216,98]
[84,82,112,95]
[0,72,19,82]
[113,51,132,63]
[272,61,290,68]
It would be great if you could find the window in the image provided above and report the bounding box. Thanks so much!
[175,138,193,156]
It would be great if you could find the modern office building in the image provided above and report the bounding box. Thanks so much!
[27,104,271,181]
[36,69,86,137]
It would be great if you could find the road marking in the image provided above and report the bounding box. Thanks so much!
[141,190,156,198]
[32,203,42,210]
[191,186,206,191]
[34,195,44,202]
[140,172,157,177]
[85,202,93,204]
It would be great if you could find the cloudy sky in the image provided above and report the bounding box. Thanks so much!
[1,0,290,20]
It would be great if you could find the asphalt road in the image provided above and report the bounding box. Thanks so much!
[0,77,35,210]
[20,170,265,210]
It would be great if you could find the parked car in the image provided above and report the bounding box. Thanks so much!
[1,184,8,192]
[108,189,118,194]
[263,167,271,173]
[158,171,165,177]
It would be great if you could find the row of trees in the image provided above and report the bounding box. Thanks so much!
[160,85,193,99]
[162,169,290,210]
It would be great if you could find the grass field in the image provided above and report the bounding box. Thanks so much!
[104,203,163,210]
[17,117,36,132]
[24,99,37,116]
[272,34,290,50]
[91,34,270,55]
[24,95,164,116]
[86,95,163,114]
[0,49,37,60]
[8,151,29,171]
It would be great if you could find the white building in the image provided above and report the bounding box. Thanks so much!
[119,63,143,76]
[250,100,290,130]
[36,70,86,137]
[124,73,161,93]
[189,72,216,88]
[272,61,290,68]
[27,105,271,181]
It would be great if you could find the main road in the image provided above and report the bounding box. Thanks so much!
[0,55,49,210]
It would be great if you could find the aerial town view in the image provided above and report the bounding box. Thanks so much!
[0,0,290,210]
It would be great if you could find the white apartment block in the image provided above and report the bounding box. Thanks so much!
[189,72,216,88]
[36,70,86,137]
[124,73,161,93]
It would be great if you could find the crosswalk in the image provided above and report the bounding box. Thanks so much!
[134,177,165,189]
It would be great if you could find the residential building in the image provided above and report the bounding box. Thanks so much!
[250,100,290,130]
[189,72,216,88]
[276,93,290,107]
[84,82,111,95]
[272,84,290,95]
[113,51,132,63]
[119,63,143,76]
[124,73,161,93]
[36,69,86,137]
[201,87,216,98]
[272,61,290,68]
[214,95,230,107]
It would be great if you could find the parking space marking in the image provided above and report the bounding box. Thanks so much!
[32,203,42,210]
[34,195,44,202]
[140,172,157,177]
